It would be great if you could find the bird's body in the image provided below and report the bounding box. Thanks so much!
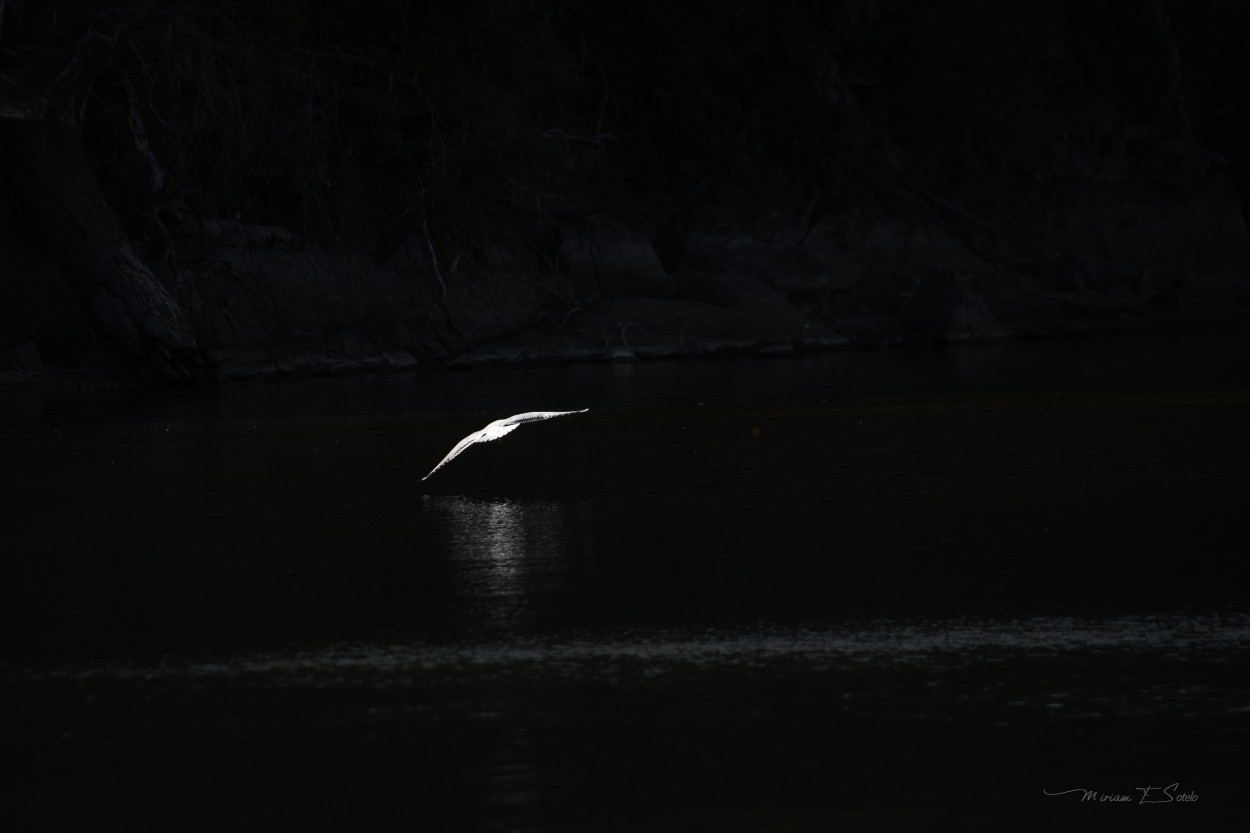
[421,409,588,480]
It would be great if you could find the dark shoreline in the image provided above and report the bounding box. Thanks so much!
[4,304,1247,393]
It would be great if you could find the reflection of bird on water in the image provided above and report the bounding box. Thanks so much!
[422,409,589,480]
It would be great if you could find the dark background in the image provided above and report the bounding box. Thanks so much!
[2,0,1249,381]
[3,5,1250,830]
[7,0,1250,251]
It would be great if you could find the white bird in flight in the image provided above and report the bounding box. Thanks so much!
[421,409,589,480]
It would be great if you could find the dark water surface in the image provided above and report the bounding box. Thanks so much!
[3,331,1249,830]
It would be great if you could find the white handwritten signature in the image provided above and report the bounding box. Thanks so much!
[1044,783,1198,804]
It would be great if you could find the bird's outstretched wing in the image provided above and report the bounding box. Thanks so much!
[421,428,487,480]
[421,409,588,481]
[499,409,589,426]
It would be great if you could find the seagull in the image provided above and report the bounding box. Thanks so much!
[421,409,589,480]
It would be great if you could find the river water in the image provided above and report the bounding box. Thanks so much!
[3,330,1249,830]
